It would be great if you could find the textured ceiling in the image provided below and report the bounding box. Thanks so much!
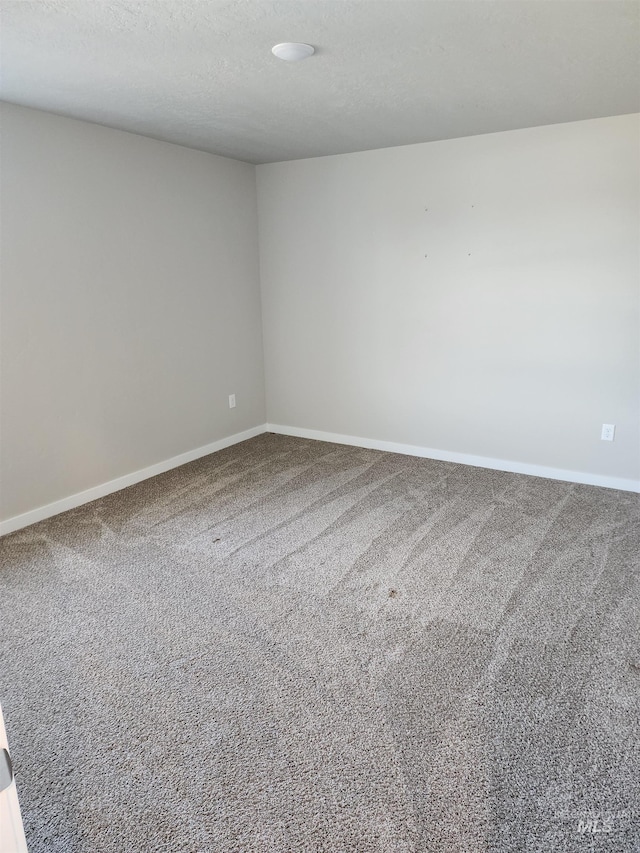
[1,1,639,164]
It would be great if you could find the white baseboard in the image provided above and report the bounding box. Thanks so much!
[3,420,637,537]
[0,425,268,537]
[266,423,640,494]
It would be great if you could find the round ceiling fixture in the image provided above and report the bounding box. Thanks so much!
[271,43,315,62]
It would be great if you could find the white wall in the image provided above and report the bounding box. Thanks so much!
[1,109,638,529]
[0,103,265,523]
[257,115,640,486]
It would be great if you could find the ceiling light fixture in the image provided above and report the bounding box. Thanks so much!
[271,43,315,62]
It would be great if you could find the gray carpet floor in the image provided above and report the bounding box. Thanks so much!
[0,433,638,852]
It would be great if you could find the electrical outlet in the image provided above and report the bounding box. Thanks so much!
[601,423,615,441]
[228,394,236,409]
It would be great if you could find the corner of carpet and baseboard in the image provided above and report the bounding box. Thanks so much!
[0,424,269,537]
